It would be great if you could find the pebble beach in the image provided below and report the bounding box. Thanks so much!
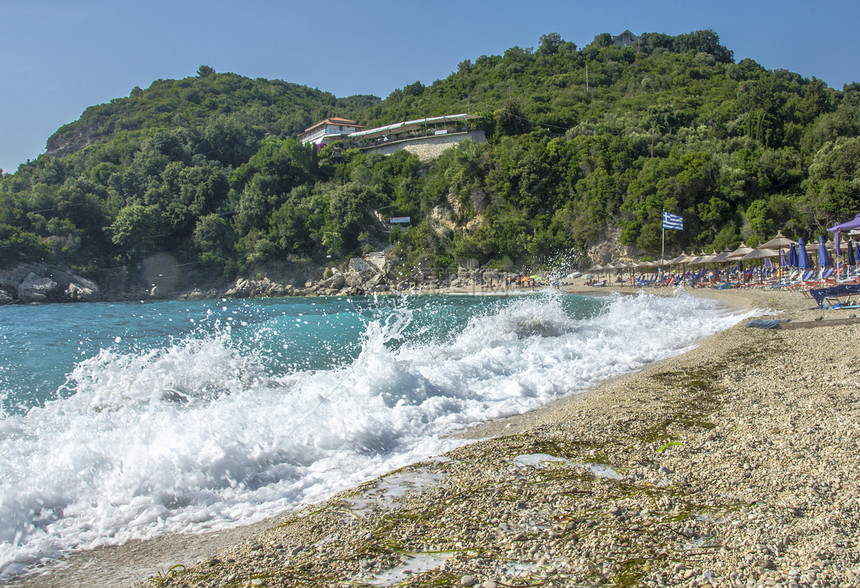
[13,287,860,588]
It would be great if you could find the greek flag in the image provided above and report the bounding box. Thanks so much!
[662,211,683,230]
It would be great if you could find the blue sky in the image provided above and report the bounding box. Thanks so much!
[2,0,858,174]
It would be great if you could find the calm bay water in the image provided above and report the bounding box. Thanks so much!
[0,290,755,579]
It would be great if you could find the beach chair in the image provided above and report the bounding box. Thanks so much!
[836,262,847,280]
[787,269,817,290]
[687,270,704,288]
[833,263,858,284]
[808,283,860,309]
[768,269,798,289]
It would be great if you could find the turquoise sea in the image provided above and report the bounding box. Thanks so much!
[0,289,756,579]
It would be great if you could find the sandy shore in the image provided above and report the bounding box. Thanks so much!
[12,287,860,587]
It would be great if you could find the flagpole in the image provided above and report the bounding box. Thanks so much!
[661,210,665,272]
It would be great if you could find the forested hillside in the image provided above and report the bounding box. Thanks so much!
[2,31,859,287]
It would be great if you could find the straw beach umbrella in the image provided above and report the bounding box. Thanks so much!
[742,248,778,282]
[760,230,796,274]
[760,231,796,251]
[602,263,616,281]
[710,249,732,263]
[741,247,777,260]
[696,252,715,265]
[682,252,708,282]
[726,242,755,279]
[666,252,688,271]
[741,248,777,262]
[727,242,755,260]
[643,260,661,280]
[682,252,703,265]
[696,251,718,282]
[707,249,732,282]
[619,261,636,282]
[636,260,658,279]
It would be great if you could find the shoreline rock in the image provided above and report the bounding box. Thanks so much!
[0,262,100,305]
[1,252,537,306]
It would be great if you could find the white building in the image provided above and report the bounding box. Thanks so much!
[298,118,363,146]
[298,113,484,161]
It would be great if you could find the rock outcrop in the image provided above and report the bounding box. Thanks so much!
[586,225,640,265]
[224,277,294,298]
[0,262,100,305]
[45,122,104,159]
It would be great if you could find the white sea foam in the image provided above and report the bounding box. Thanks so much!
[0,290,758,578]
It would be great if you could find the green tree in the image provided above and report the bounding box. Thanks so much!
[537,33,563,56]
[193,213,235,272]
[590,33,613,48]
[109,204,165,258]
[802,137,860,222]
[403,81,425,97]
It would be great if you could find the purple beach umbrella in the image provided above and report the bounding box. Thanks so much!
[797,238,814,270]
[827,213,860,262]
[832,225,843,258]
[817,235,833,268]
[787,243,798,268]
[830,212,860,231]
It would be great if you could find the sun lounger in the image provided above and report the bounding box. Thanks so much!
[819,267,836,285]
[808,283,860,309]
[787,269,817,290]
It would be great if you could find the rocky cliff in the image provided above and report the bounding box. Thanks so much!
[44,122,104,159]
